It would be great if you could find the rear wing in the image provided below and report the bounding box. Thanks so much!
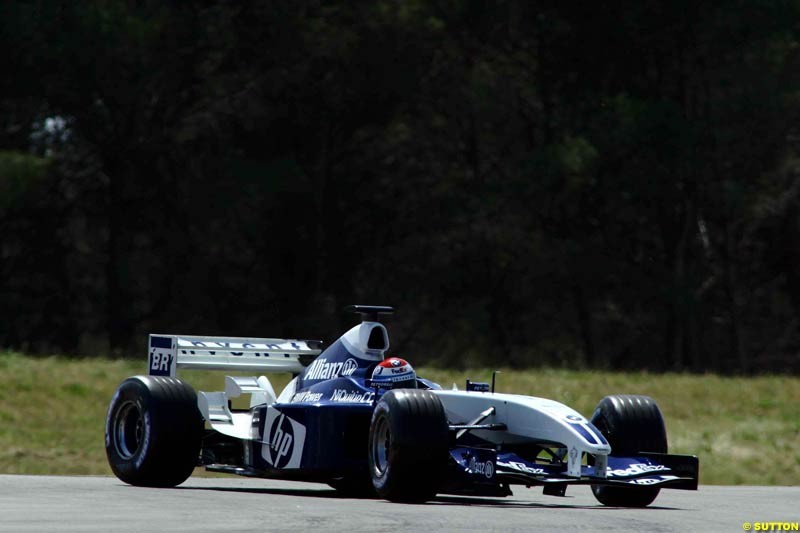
[147,334,323,377]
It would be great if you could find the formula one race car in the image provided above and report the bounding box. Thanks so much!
[105,306,698,506]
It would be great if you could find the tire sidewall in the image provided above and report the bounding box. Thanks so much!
[105,376,201,487]
[106,378,157,482]
[368,401,394,494]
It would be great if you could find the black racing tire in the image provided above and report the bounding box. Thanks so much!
[590,394,668,508]
[368,389,449,503]
[105,375,204,487]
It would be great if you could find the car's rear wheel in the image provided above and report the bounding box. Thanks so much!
[368,389,449,502]
[590,394,668,507]
[105,375,203,487]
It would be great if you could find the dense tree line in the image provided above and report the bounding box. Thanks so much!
[1,1,799,373]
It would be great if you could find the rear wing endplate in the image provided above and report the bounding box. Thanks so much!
[147,334,323,377]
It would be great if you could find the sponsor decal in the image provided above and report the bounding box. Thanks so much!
[262,410,306,469]
[497,460,547,476]
[149,351,173,375]
[468,457,495,479]
[134,407,151,469]
[369,380,394,390]
[376,374,414,383]
[341,358,359,374]
[305,358,359,381]
[623,476,678,485]
[290,391,323,403]
[626,477,660,485]
[607,463,670,477]
[149,336,174,376]
[330,389,375,404]
[178,339,307,357]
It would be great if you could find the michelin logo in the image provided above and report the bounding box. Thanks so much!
[304,358,359,380]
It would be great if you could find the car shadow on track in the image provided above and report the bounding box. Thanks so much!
[432,495,683,510]
[178,485,356,499]
[176,485,682,510]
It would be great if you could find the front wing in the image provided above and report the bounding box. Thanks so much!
[448,447,699,492]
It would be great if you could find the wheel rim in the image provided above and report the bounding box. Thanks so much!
[371,416,391,477]
[113,401,144,459]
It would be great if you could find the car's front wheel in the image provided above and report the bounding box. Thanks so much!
[590,394,668,507]
[368,389,449,502]
[105,375,203,487]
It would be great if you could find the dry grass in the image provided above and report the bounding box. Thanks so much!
[1,352,797,485]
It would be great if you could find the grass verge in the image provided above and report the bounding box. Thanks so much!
[1,352,797,485]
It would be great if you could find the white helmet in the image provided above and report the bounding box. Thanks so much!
[370,357,417,390]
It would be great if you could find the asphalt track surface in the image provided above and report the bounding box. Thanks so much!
[0,475,797,532]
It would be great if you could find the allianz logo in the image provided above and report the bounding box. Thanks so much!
[468,457,495,479]
[305,357,359,380]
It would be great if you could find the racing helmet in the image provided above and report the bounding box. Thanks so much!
[370,357,417,390]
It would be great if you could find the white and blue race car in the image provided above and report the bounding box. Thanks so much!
[105,305,698,506]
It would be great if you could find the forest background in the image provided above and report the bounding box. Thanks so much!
[2,2,800,375]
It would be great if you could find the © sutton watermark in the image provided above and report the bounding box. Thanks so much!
[742,523,799,531]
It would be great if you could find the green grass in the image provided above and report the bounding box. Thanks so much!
[1,352,798,485]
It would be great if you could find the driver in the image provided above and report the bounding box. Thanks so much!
[370,357,418,390]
